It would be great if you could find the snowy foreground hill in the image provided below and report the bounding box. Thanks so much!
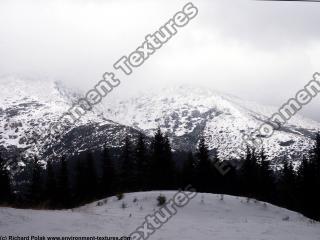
[1,192,320,239]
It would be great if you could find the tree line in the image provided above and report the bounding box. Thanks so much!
[0,130,319,221]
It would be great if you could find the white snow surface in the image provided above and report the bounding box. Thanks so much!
[0,192,319,239]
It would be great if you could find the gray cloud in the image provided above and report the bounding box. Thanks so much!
[0,0,319,121]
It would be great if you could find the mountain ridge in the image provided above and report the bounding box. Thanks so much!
[0,77,319,167]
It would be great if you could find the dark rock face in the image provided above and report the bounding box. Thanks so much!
[42,122,149,160]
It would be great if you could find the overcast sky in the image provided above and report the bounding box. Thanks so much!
[0,0,320,121]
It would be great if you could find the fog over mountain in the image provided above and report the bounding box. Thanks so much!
[1,0,320,121]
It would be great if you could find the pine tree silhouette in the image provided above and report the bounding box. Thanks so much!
[297,155,313,216]
[278,159,297,209]
[258,148,274,201]
[100,147,115,197]
[163,135,176,189]
[151,129,176,190]
[151,128,164,189]
[210,149,223,193]
[304,132,320,220]
[120,136,135,191]
[195,137,212,192]
[181,151,196,187]
[44,160,57,207]
[86,152,98,200]
[75,154,88,204]
[135,134,150,190]
[29,157,43,206]
[239,147,260,198]
[0,152,11,204]
[57,156,70,208]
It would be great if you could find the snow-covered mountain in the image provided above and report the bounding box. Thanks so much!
[101,86,320,163]
[1,76,319,167]
[1,192,319,239]
[0,76,142,165]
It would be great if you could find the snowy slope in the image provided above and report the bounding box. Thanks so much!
[1,77,319,165]
[101,86,320,162]
[0,76,142,163]
[0,192,319,239]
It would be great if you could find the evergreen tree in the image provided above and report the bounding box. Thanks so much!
[310,133,320,188]
[239,147,260,198]
[134,134,149,190]
[75,152,98,203]
[297,156,313,216]
[75,155,87,204]
[313,133,320,219]
[150,129,176,190]
[120,136,135,191]
[150,128,165,190]
[310,133,320,169]
[162,135,176,189]
[100,147,115,197]
[56,156,70,208]
[194,137,212,192]
[258,149,274,201]
[222,163,238,195]
[304,133,320,219]
[210,150,223,193]
[0,152,11,204]
[44,160,57,207]
[29,157,43,206]
[181,151,196,187]
[278,159,296,209]
[85,152,98,200]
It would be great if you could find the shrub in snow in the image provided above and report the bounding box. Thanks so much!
[282,216,290,221]
[201,195,204,204]
[117,193,124,200]
[157,195,166,206]
[121,202,127,209]
[96,201,104,206]
[220,195,224,201]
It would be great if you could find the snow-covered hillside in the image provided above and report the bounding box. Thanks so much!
[1,77,319,165]
[0,76,142,163]
[101,86,320,162]
[0,192,319,239]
